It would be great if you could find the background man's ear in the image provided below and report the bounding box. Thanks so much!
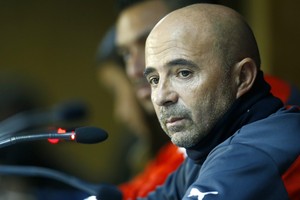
[235,58,257,98]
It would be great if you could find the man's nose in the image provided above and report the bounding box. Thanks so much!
[152,79,178,107]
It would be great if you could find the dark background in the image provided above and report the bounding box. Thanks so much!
[0,0,299,184]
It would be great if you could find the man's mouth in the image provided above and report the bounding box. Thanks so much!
[166,117,185,128]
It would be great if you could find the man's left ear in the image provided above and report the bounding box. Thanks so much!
[235,58,257,98]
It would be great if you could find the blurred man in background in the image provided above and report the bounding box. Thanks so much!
[96,26,151,178]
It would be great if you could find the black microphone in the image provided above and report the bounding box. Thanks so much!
[0,126,108,148]
[0,99,88,137]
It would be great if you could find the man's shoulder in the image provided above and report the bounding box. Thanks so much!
[218,106,300,166]
[233,106,300,143]
[240,105,300,136]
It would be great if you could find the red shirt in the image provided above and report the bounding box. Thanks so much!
[118,142,185,200]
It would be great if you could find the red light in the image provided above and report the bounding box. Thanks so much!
[48,128,67,144]
[57,128,67,134]
[71,132,76,140]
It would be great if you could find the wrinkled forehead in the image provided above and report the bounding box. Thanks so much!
[116,0,168,47]
[145,18,214,67]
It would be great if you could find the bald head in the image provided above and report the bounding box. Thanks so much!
[146,3,261,70]
[145,4,261,147]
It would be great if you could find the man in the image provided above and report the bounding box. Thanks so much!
[141,3,300,199]
[93,0,300,199]
[96,26,150,182]
[115,0,300,169]
[114,1,217,199]
[112,0,300,199]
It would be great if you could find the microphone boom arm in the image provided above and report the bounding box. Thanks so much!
[0,133,73,148]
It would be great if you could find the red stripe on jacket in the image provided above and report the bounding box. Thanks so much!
[282,155,300,199]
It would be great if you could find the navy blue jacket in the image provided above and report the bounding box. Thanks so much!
[140,72,300,200]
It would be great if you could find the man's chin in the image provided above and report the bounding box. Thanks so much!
[170,132,197,148]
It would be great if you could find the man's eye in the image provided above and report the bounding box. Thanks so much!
[149,77,159,85]
[178,70,192,78]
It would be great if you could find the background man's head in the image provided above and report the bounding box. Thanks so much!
[95,26,150,137]
[145,4,260,147]
[115,0,218,114]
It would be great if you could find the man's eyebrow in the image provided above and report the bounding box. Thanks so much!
[144,67,156,77]
[144,58,198,77]
[166,58,198,69]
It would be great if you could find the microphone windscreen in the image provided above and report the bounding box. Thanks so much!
[75,126,108,144]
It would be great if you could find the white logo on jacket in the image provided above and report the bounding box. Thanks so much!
[84,196,97,200]
[188,188,218,200]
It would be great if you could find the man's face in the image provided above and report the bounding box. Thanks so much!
[116,0,168,114]
[145,21,237,148]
